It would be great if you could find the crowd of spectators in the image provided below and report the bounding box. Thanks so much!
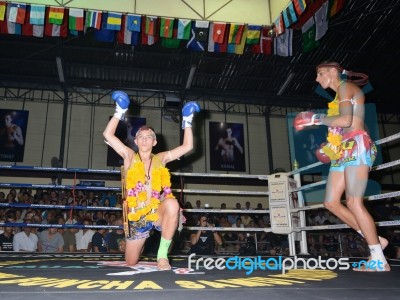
[1,188,399,259]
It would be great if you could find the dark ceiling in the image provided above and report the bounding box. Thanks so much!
[0,0,400,114]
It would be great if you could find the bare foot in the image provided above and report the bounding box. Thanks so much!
[157,258,171,270]
[379,236,389,250]
[353,261,391,272]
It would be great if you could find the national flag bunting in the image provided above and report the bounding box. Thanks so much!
[246,25,261,44]
[274,14,284,35]
[22,5,43,37]
[48,6,64,25]
[177,19,191,40]
[293,0,307,16]
[228,23,244,44]
[94,13,115,42]
[126,14,141,32]
[329,0,345,17]
[106,12,122,30]
[301,16,319,52]
[85,10,102,30]
[315,1,329,40]
[0,4,21,35]
[145,16,157,36]
[228,25,247,54]
[193,20,209,42]
[160,17,174,38]
[141,15,159,45]
[161,23,181,48]
[69,8,84,31]
[29,4,45,25]
[208,22,229,53]
[282,2,298,28]
[8,2,26,24]
[213,22,226,43]
[187,21,207,52]
[274,29,293,57]
[0,2,6,22]
[44,7,67,37]
[251,26,273,55]
[117,14,139,46]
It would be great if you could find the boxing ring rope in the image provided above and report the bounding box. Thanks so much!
[0,131,399,256]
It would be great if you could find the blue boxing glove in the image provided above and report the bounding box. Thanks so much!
[112,91,130,120]
[182,101,200,129]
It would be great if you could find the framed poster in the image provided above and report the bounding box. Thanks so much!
[0,109,29,162]
[107,116,146,167]
[209,122,245,172]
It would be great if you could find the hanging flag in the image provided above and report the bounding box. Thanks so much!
[193,20,209,42]
[315,1,329,40]
[282,2,298,28]
[177,19,191,40]
[48,6,64,25]
[69,8,84,31]
[85,10,102,30]
[292,0,326,29]
[145,16,157,35]
[106,12,122,30]
[274,29,293,57]
[293,0,307,16]
[141,15,159,45]
[160,17,174,38]
[251,26,273,55]
[44,7,67,37]
[126,14,141,32]
[0,4,21,34]
[274,14,284,35]
[30,4,45,25]
[227,25,248,54]
[22,5,43,37]
[301,16,319,52]
[161,24,181,48]
[246,25,261,44]
[0,2,6,22]
[329,0,346,17]
[187,22,206,52]
[8,2,26,24]
[209,23,229,53]
[213,22,226,43]
[118,14,135,45]
[228,23,244,44]
[94,13,115,42]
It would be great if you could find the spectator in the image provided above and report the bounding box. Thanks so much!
[189,215,222,255]
[91,219,108,253]
[106,218,125,253]
[13,221,38,252]
[38,221,64,253]
[0,224,14,251]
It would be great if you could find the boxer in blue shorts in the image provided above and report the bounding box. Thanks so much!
[294,60,390,272]
[103,91,200,270]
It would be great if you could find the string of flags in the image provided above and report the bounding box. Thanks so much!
[0,0,345,57]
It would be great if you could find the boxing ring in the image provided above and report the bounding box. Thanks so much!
[0,132,400,299]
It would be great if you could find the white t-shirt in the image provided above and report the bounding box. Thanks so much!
[75,229,95,251]
[13,231,38,252]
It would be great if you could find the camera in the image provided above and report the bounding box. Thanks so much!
[206,215,215,226]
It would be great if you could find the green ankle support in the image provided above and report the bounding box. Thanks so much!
[157,237,172,260]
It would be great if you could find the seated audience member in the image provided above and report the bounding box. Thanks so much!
[0,225,14,251]
[13,221,38,252]
[106,218,125,253]
[189,215,222,255]
[38,220,64,253]
[92,219,108,253]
